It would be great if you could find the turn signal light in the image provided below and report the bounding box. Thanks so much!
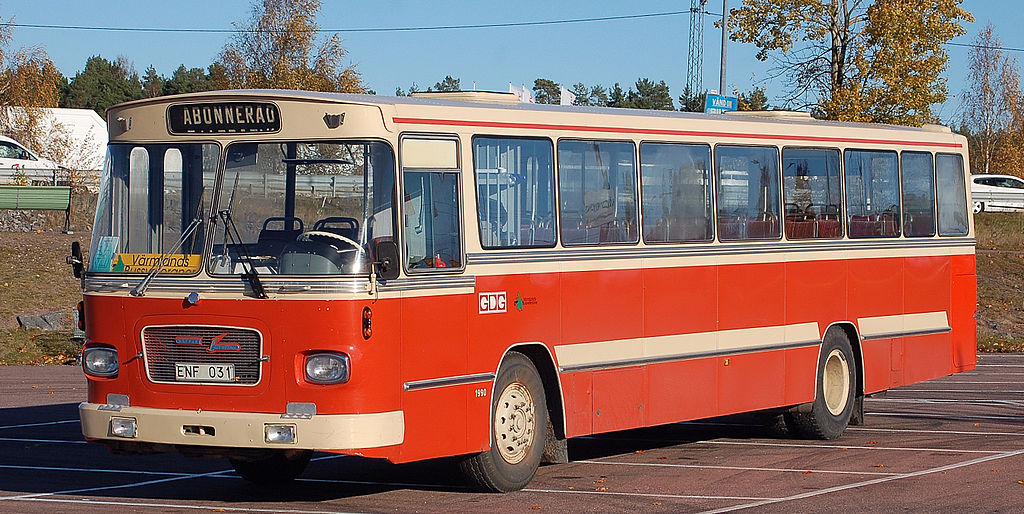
[362,306,372,339]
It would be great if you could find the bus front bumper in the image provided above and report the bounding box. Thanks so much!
[79,402,404,450]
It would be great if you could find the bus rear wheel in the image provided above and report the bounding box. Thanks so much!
[786,330,856,440]
[229,449,312,485]
[459,351,547,492]
[973,200,984,213]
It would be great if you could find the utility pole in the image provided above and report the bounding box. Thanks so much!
[686,0,708,102]
[720,0,728,95]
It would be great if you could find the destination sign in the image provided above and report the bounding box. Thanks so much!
[168,102,280,134]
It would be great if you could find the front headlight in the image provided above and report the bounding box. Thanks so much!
[304,353,349,384]
[82,346,118,377]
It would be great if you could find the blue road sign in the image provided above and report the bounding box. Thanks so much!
[705,94,739,114]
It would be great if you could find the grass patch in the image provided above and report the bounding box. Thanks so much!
[977,332,1024,353]
[0,328,80,365]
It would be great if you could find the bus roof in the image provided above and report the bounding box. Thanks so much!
[107,89,961,143]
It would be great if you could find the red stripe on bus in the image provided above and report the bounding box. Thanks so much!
[391,117,964,149]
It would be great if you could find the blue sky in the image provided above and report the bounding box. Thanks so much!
[3,0,1020,123]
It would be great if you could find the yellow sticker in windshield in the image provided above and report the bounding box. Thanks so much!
[113,253,202,274]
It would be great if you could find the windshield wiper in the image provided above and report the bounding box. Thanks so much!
[130,195,205,297]
[218,208,268,299]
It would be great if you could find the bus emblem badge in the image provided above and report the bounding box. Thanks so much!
[478,292,507,314]
[173,333,239,352]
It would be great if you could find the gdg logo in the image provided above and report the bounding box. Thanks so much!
[478,292,507,314]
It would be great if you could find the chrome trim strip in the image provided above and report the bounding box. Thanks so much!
[84,275,477,294]
[403,372,496,392]
[467,237,976,265]
[557,340,821,373]
[861,327,953,341]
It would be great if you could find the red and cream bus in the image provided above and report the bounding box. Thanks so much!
[70,90,976,492]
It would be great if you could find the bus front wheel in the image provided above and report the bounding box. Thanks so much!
[973,201,984,213]
[459,351,547,492]
[786,330,856,440]
[229,449,312,485]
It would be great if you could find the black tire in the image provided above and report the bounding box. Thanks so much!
[786,330,857,440]
[229,449,312,485]
[459,351,548,492]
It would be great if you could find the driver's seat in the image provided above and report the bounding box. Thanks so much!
[278,240,344,274]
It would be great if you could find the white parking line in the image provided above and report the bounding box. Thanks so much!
[890,389,1024,393]
[0,437,87,444]
[702,448,1024,513]
[848,427,1024,437]
[577,460,900,476]
[523,488,776,501]
[0,464,193,477]
[868,411,1024,422]
[868,398,1024,407]
[707,440,1005,453]
[0,420,78,430]
[9,497,362,514]
[975,364,1024,368]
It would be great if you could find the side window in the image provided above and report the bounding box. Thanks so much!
[782,148,842,239]
[716,145,781,241]
[901,152,935,237]
[640,142,713,243]
[402,137,463,270]
[558,140,638,245]
[845,150,900,238]
[473,137,555,248]
[936,153,969,236]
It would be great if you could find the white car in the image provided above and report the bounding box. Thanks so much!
[0,135,60,181]
[970,174,1024,213]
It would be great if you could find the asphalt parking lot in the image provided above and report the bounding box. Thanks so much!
[1,353,1022,513]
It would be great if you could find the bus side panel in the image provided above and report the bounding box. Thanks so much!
[466,273,561,452]
[717,262,786,413]
[399,293,469,462]
[647,358,718,425]
[902,255,954,384]
[642,265,718,338]
[784,258,846,404]
[849,257,904,393]
[593,367,646,433]
[951,254,978,372]
[562,371,593,438]
[560,268,643,345]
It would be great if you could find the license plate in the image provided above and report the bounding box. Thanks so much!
[175,363,235,382]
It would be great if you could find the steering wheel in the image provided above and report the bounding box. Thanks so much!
[297,231,363,253]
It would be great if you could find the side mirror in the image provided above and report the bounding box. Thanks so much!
[67,241,84,278]
[373,240,400,281]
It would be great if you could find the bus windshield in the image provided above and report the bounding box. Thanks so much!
[89,143,219,274]
[209,140,395,276]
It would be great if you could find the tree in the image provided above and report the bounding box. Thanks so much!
[729,0,971,124]
[217,0,364,92]
[533,78,560,104]
[678,86,707,112]
[568,83,608,107]
[0,15,99,184]
[610,79,674,110]
[163,65,215,96]
[432,75,460,92]
[141,66,163,98]
[960,24,1021,175]
[61,55,144,115]
[737,87,770,111]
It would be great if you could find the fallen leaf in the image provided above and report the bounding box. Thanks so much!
[867,441,878,444]
[652,502,662,506]
[634,450,645,454]
[31,385,38,389]
[874,464,885,468]
[974,423,981,427]
[595,478,606,484]
[802,471,812,475]
[1018,480,1024,485]
[530,507,542,510]
[657,456,668,460]
[595,486,608,492]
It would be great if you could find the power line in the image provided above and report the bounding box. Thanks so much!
[0,10,709,34]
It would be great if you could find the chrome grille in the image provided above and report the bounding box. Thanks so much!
[142,325,263,385]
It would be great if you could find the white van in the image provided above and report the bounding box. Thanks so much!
[0,135,60,182]
[971,174,1024,213]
